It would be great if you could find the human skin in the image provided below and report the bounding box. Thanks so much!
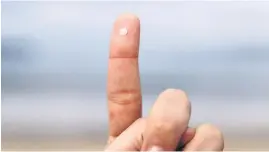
[106,14,224,151]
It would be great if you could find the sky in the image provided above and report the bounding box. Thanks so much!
[2,1,269,73]
[3,1,269,50]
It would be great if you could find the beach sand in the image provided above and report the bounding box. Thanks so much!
[2,130,269,151]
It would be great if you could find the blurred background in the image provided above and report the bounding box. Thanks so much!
[2,1,269,151]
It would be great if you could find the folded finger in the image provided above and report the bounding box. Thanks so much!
[183,124,224,151]
[141,89,191,151]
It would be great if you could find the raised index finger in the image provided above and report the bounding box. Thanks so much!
[107,14,142,141]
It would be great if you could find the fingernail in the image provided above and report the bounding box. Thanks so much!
[148,146,163,151]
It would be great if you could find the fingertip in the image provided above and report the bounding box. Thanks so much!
[114,13,140,24]
[156,88,191,115]
[159,89,189,102]
[112,13,140,35]
[110,13,140,58]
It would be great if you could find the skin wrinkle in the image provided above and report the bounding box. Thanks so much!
[107,59,140,105]
[107,84,140,104]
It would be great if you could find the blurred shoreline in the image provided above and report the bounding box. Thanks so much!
[2,93,269,150]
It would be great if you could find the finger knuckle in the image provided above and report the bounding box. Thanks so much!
[108,89,141,105]
[156,88,191,126]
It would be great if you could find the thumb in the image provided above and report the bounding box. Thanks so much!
[105,118,146,151]
[105,118,195,151]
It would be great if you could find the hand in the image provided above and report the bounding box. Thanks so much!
[105,14,224,151]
